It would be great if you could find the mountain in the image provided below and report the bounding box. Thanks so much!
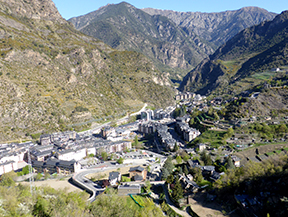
[69,2,214,80]
[0,0,174,142]
[180,10,288,95]
[142,7,277,48]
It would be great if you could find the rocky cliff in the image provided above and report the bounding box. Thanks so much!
[142,7,276,48]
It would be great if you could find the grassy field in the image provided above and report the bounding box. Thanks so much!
[250,71,276,80]
[191,130,227,148]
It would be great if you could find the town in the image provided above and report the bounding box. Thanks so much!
[1,89,288,217]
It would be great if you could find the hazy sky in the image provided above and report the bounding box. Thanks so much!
[52,0,287,20]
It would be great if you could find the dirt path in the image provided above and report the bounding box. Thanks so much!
[189,196,225,217]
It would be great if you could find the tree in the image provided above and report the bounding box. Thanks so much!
[226,156,235,170]
[101,151,108,161]
[36,173,43,181]
[214,112,220,120]
[178,166,183,175]
[172,180,183,201]
[173,143,179,152]
[277,123,287,134]
[22,165,31,175]
[227,127,234,138]
[190,167,203,183]
[44,172,50,180]
[163,156,174,174]
[176,155,182,164]
[116,157,124,164]
[166,174,174,184]
[183,165,189,175]
[161,168,169,180]
[133,135,139,147]
[145,180,151,192]
[0,171,16,186]
[200,151,213,166]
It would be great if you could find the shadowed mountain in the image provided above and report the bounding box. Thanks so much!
[180,10,288,95]
[69,2,215,79]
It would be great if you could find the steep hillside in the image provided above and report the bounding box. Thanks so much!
[0,0,174,142]
[180,11,288,95]
[69,2,214,79]
[142,7,276,48]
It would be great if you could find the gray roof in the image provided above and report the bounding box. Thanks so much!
[129,166,144,172]
[109,172,120,180]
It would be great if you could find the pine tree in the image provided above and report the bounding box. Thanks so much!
[163,156,174,174]
[172,180,184,201]
[226,156,235,170]
[161,168,169,180]
[183,165,189,175]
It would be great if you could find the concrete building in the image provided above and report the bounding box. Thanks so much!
[0,161,18,175]
[56,147,86,161]
[118,184,141,196]
[175,122,201,142]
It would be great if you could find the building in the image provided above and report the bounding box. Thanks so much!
[129,166,147,181]
[175,122,201,142]
[118,185,141,196]
[56,147,86,161]
[32,159,81,174]
[101,126,116,139]
[175,92,194,101]
[0,161,18,175]
[231,155,241,167]
[198,144,206,152]
[109,171,121,186]
[40,134,51,146]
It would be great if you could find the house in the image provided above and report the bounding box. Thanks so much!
[210,171,225,181]
[129,166,147,181]
[198,143,206,152]
[109,171,121,186]
[118,184,141,196]
[231,156,241,167]
[187,159,200,168]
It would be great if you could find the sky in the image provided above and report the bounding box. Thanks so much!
[52,0,287,20]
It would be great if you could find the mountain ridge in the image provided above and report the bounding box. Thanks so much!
[69,2,215,79]
[142,6,277,47]
[180,10,288,95]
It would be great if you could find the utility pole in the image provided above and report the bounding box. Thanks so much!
[27,147,35,197]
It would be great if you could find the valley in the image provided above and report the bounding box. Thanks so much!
[0,0,288,217]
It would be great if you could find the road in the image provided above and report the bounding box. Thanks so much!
[162,184,190,217]
[71,155,156,202]
[79,103,147,136]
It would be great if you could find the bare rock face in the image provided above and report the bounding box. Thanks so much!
[0,0,64,22]
[142,7,277,47]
